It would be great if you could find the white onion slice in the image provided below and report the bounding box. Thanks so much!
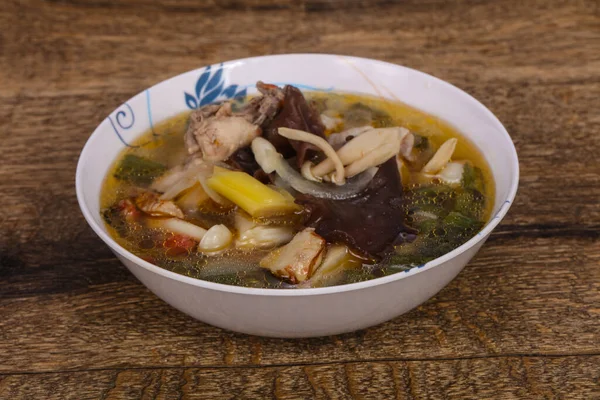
[251,137,377,200]
[197,174,232,206]
[159,176,197,200]
[147,218,207,241]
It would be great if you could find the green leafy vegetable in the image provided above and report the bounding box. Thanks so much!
[454,189,484,220]
[443,211,482,233]
[114,154,167,186]
[415,184,453,198]
[102,207,125,234]
[203,270,275,288]
[462,163,485,193]
[344,103,394,128]
[344,267,376,283]
[413,218,438,234]
[411,184,456,212]
[414,134,430,150]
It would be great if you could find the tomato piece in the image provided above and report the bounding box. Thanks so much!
[117,199,141,222]
[140,255,156,264]
[163,234,196,256]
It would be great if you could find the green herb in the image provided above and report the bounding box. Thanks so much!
[415,184,453,198]
[102,208,121,230]
[411,184,456,211]
[454,189,484,220]
[462,163,485,193]
[409,203,447,218]
[411,217,438,234]
[344,103,394,128]
[102,206,129,236]
[443,211,482,232]
[114,154,167,186]
[309,97,328,114]
[344,268,375,283]
[386,250,427,268]
[372,113,394,128]
[391,205,484,270]
[414,134,430,150]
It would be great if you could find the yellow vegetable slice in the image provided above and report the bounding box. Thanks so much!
[207,169,300,218]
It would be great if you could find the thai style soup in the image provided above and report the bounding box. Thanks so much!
[101,82,495,288]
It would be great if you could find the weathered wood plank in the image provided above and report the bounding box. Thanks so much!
[1,235,598,373]
[0,0,598,97]
[1,0,599,395]
[1,356,599,399]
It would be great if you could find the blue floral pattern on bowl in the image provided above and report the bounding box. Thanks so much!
[184,64,247,110]
[109,63,334,148]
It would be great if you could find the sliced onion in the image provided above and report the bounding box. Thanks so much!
[152,158,232,206]
[272,175,296,194]
[320,113,342,131]
[159,176,197,200]
[197,174,232,206]
[147,218,207,241]
[251,137,377,200]
[399,132,415,160]
[177,184,209,212]
[251,137,279,174]
[186,160,232,207]
[151,165,187,193]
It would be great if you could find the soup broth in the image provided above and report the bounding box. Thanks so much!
[101,87,494,288]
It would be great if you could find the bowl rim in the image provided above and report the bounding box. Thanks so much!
[76,53,519,297]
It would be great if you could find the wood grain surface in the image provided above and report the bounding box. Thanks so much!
[1,0,599,398]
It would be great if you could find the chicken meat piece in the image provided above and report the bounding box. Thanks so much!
[239,81,285,126]
[259,228,326,284]
[134,191,184,219]
[184,102,261,161]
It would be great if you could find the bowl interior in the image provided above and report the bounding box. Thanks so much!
[77,54,518,287]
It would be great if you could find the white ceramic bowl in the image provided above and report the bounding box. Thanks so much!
[76,54,518,338]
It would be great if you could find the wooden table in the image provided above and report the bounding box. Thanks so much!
[1,0,599,398]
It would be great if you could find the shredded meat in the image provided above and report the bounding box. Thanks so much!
[239,81,285,126]
[135,192,184,219]
[184,102,261,161]
[184,81,287,163]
